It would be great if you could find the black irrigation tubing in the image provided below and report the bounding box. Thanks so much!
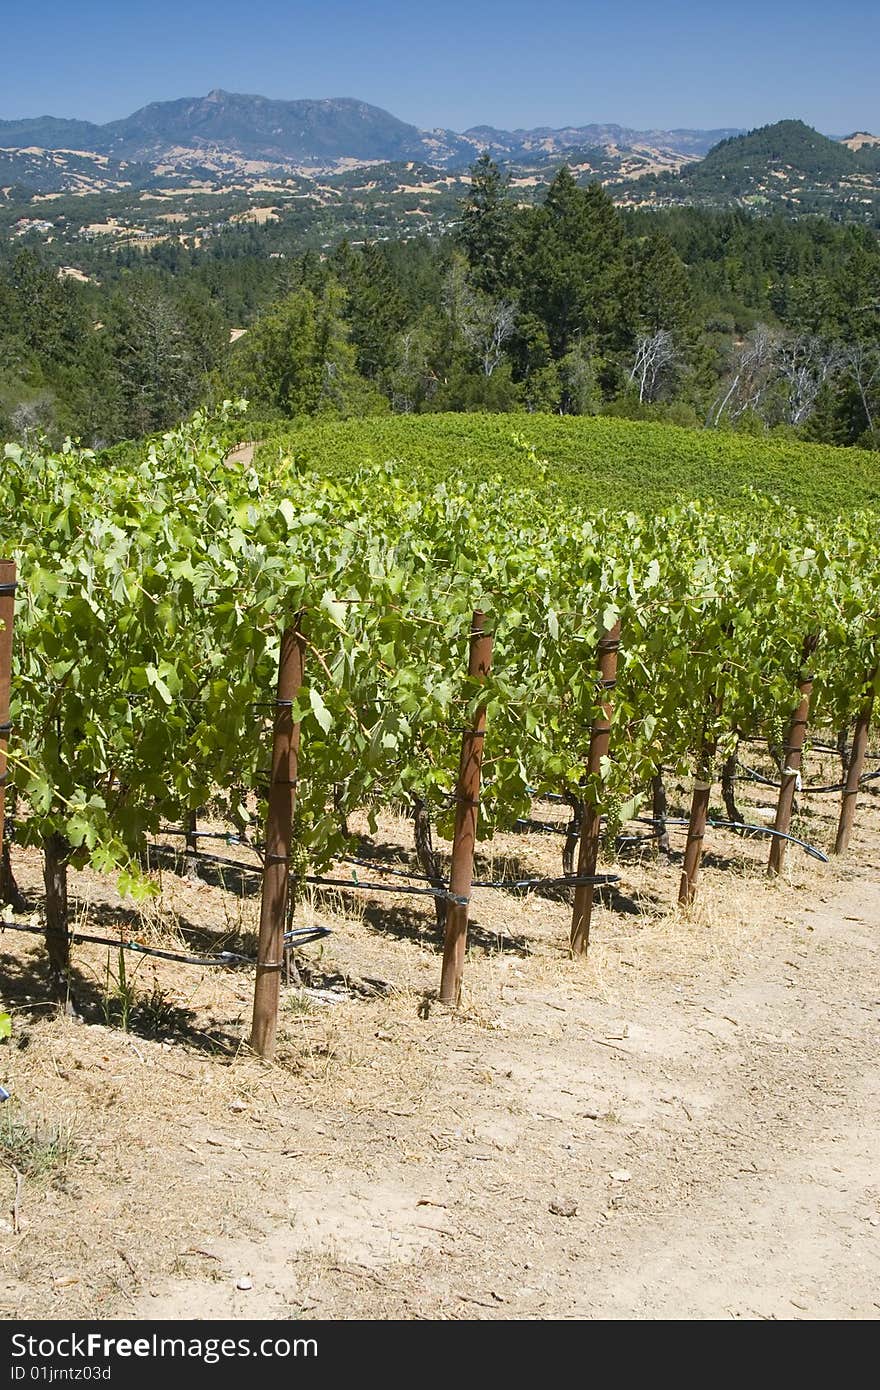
[513,816,661,847]
[180,843,618,903]
[808,742,880,760]
[161,827,251,845]
[514,816,569,835]
[738,763,880,795]
[739,736,880,761]
[342,854,622,893]
[340,855,438,884]
[470,872,620,891]
[617,827,666,845]
[163,844,468,905]
[304,875,470,906]
[170,847,263,873]
[0,917,330,967]
[636,816,829,863]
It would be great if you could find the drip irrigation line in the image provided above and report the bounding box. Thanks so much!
[304,875,470,906]
[340,854,621,893]
[737,763,781,789]
[471,872,619,891]
[0,917,330,966]
[168,847,263,873]
[340,855,438,884]
[808,742,880,760]
[514,817,661,848]
[617,827,666,845]
[525,787,569,804]
[636,816,828,863]
[161,843,466,904]
[161,827,251,845]
[514,816,569,836]
[176,843,618,904]
[739,763,880,795]
[284,926,333,946]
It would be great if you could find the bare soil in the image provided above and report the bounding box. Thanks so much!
[1,765,878,1321]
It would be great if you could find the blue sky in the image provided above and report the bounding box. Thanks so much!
[2,0,878,134]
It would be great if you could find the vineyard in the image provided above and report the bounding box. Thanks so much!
[1,404,879,1055]
[253,412,880,516]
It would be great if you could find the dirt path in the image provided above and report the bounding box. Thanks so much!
[2,800,878,1321]
[133,875,879,1322]
[225,441,257,467]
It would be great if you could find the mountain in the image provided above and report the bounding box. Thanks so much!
[0,91,472,169]
[0,115,105,150]
[98,90,474,164]
[0,89,737,178]
[619,119,880,220]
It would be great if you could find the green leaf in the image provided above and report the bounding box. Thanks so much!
[309,688,333,733]
[320,591,347,626]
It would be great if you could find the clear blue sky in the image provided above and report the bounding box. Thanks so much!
[2,0,878,134]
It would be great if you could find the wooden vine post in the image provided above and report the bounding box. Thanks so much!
[570,620,621,956]
[0,560,16,862]
[251,621,305,1059]
[678,623,735,908]
[439,611,492,1006]
[768,636,818,877]
[834,665,876,856]
[678,741,716,907]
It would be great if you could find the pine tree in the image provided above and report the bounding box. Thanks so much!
[520,169,632,358]
[457,154,517,298]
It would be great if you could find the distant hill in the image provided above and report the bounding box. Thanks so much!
[0,114,105,150]
[840,131,880,152]
[620,119,880,220]
[461,122,743,160]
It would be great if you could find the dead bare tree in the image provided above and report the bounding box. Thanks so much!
[710,325,777,427]
[459,294,517,378]
[388,327,438,414]
[629,329,676,404]
[443,255,516,379]
[840,339,880,434]
[777,336,842,427]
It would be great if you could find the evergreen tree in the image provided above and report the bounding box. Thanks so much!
[229,281,383,418]
[631,232,694,335]
[457,154,518,298]
[520,169,632,359]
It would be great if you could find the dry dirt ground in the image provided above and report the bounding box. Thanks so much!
[0,764,878,1322]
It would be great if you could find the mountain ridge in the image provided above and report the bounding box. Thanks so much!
[1,96,878,225]
[0,89,742,168]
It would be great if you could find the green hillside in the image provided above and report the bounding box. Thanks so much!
[625,119,880,221]
[257,412,880,516]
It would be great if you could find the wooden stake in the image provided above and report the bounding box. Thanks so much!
[768,640,817,877]
[834,673,876,855]
[679,649,732,907]
[678,754,715,907]
[439,611,492,1006]
[251,623,304,1059]
[570,621,620,956]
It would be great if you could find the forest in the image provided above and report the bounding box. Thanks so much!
[1,157,878,449]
